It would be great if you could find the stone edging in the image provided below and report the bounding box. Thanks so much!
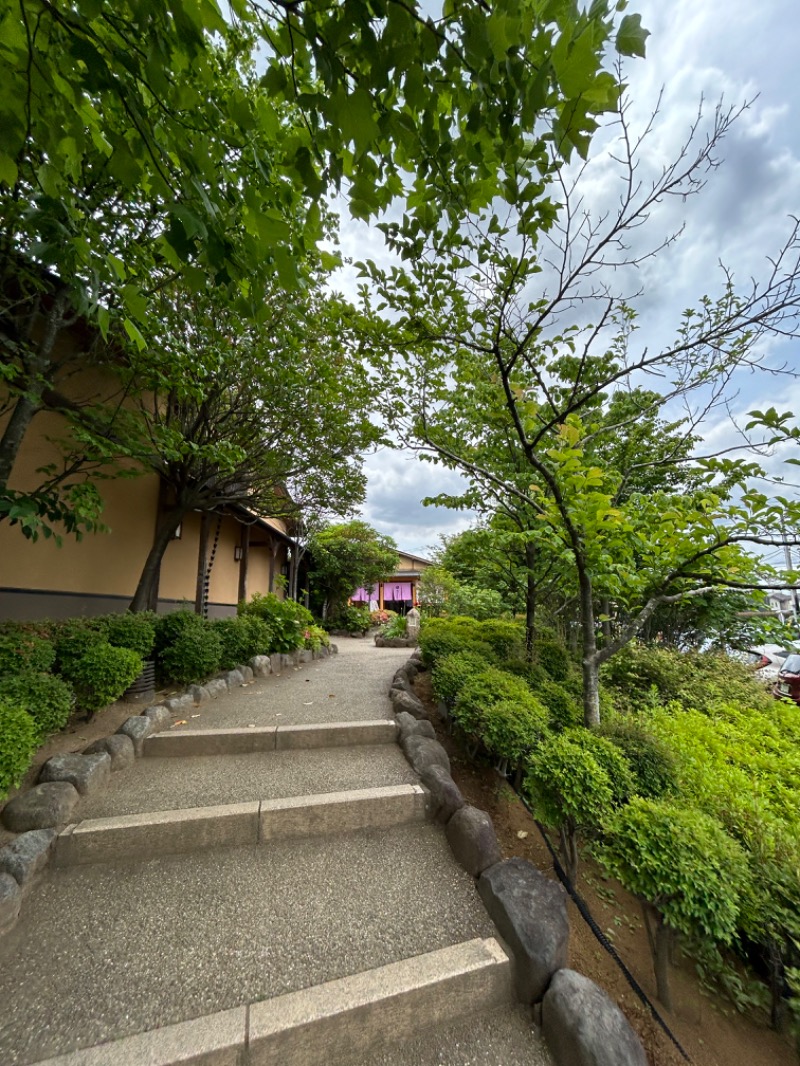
[390,653,648,1066]
[0,643,338,936]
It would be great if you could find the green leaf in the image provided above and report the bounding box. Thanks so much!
[0,152,17,187]
[616,14,649,58]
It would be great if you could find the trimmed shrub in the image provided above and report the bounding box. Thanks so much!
[0,701,38,800]
[239,594,314,653]
[475,619,524,660]
[303,624,330,651]
[159,627,222,686]
[212,617,262,671]
[324,603,371,635]
[598,719,679,799]
[533,636,571,682]
[431,650,495,707]
[64,643,143,715]
[103,611,157,659]
[52,617,107,675]
[0,671,74,740]
[453,666,543,738]
[481,697,549,763]
[534,677,582,731]
[571,728,636,806]
[418,617,495,668]
[154,610,205,659]
[0,630,56,677]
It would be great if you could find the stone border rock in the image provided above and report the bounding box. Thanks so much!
[392,653,648,1066]
[0,641,338,937]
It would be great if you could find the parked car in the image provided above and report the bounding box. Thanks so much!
[740,644,793,683]
[773,654,800,704]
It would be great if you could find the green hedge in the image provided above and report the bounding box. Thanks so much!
[0,671,74,740]
[102,611,157,659]
[62,642,142,715]
[430,650,495,707]
[212,616,272,670]
[159,626,222,685]
[0,630,56,677]
[453,666,544,740]
[239,594,314,653]
[0,701,38,800]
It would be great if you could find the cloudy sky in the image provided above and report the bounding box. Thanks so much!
[335,0,800,559]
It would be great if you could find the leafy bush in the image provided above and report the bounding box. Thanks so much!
[0,629,56,677]
[382,614,407,638]
[418,617,494,668]
[239,593,315,652]
[0,671,74,740]
[447,584,506,621]
[325,603,371,634]
[370,609,394,626]
[574,729,636,806]
[211,616,272,670]
[534,677,582,731]
[159,627,222,685]
[62,642,142,715]
[474,619,524,659]
[52,617,107,674]
[0,701,38,800]
[598,718,678,799]
[453,666,542,738]
[534,636,571,682]
[102,611,157,659]
[303,624,330,651]
[481,697,549,763]
[598,798,749,945]
[154,610,205,659]
[431,650,495,707]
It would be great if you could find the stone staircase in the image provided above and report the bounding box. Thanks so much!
[0,641,551,1066]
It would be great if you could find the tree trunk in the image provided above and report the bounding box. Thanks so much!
[130,505,185,612]
[653,914,673,1011]
[578,567,601,726]
[0,290,68,487]
[559,820,579,884]
[525,541,537,662]
[601,596,612,643]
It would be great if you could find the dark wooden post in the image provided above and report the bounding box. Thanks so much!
[238,523,250,605]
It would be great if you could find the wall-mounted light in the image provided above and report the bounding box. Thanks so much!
[172,523,182,541]
[234,546,243,562]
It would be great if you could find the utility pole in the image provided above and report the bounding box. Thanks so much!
[781,520,800,627]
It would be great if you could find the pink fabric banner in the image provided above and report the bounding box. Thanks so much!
[385,582,412,600]
[351,585,379,602]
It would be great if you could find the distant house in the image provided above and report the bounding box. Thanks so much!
[351,550,432,614]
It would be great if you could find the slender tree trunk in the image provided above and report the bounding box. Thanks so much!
[0,290,67,487]
[653,915,673,1011]
[578,566,601,726]
[525,541,537,662]
[559,820,579,884]
[601,596,612,643]
[130,505,185,612]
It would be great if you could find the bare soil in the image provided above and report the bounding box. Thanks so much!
[413,672,798,1066]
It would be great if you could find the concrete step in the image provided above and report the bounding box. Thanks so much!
[33,939,513,1066]
[77,744,418,822]
[143,720,397,757]
[0,823,499,1065]
[55,784,427,866]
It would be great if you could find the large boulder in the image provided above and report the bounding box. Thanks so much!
[394,710,419,743]
[403,735,450,776]
[224,669,244,688]
[0,829,57,887]
[390,673,413,696]
[143,704,171,732]
[39,753,111,797]
[419,764,465,824]
[83,734,135,772]
[117,715,155,756]
[189,684,211,703]
[478,857,569,1003]
[206,678,228,698]
[446,805,501,877]
[542,969,648,1066]
[0,873,21,933]
[391,689,426,720]
[237,664,255,682]
[249,655,271,678]
[2,782,80,832]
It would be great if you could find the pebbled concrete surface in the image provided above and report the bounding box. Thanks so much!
[76,745,418,819]
[353,1005,552,1066]
[183,639,410,729]
[0,823,495,1065]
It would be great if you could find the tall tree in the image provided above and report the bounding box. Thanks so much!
[363,83,800,724]
[309,521,398,618]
